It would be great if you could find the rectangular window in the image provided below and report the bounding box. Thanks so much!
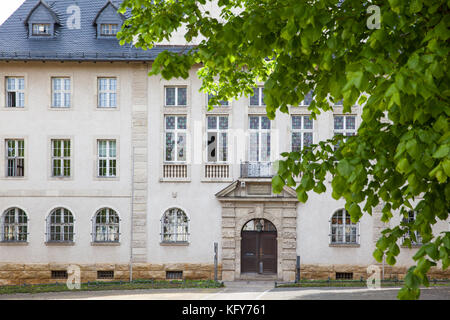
[100,24,118,36]
[97,271,114,279]
[6,77,25,108]
[249,87,265,106]
[207,93,229,106]
[51,270,68,279]
[98,140,117,177]
[165,86,187,106]
[403,211,422,245]
[291,115,313,152]
[98,78,117,108]
[51,139,71,177]
[206,115,228,163]
[52,78,71,108]
[166,271,183,280]
[32,23,50,35]
[336,272,353,280]
[248,116,271,162]
[333,115,356,149]
[6,140,24,177]
[164,115,187,162]
[300,90,314,106]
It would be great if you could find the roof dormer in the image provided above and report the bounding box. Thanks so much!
[25,0,60,39]
[93,1,126,39]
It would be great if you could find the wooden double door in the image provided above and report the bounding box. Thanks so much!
[241,230,277,274]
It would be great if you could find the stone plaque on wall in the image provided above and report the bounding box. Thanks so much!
[247,184,272,195]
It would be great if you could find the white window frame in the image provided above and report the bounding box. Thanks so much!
[207,93,229,107]
[92,208,120,243]
[161,208,189,243]
[249,86,265,106]
[32,23,50,35]
[98,77,117,108]
[52,77,71,108]
[164,86,187,106]
[51,139,71,177]
[97,140,117,177]
[291,115,314,152]
[164,115,187,163]
[6,139,25,177]
[206,115,229,163]
[1,207,28,242]
[403,211,422,246]
[6,77,25,108]
[329,209,359,245]
[299,90,314,106]
[248,115,271,162]
[100,24,119,36]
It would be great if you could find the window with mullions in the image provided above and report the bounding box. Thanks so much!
[330,209,359,244]
[47,208,74,242]
[164,115,187,162]
[92,208,120,242]
[161,208,189,243]
[402,211,422,245]
[291,115,313,152]
[52,78,71,108]
[6,77,25,108]
[1,208,28,242]
[300,90,314,106]
[333,115,356,149]
[100,24,118,36]
[207,116,228,163]
[249,87,265,106]
[32,23,50,35]
[249,116,271,162]
[165,86,187,106]
[98,140,116,177]
[6,139,24,177]
[207,93,229,106]
[51,139,71,177]
[98,78,117,108]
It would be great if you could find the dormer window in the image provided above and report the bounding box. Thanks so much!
[32,23,51,36]
[100,24,119,36]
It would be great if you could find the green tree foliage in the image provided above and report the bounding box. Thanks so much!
[118,0,450,299]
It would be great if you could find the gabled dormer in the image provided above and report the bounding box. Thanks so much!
[24,0,60,39]
[93,1,126,39]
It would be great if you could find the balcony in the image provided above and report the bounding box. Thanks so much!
[240,161,274,178]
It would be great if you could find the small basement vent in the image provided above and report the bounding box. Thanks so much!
[336,272,353,280]
[51,270,68,279]
[166,271,183,280]
[97,271,114,279]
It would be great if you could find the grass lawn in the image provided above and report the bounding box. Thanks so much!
[0,279,224,295]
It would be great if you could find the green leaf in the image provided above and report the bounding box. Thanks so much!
[432,145,449,159]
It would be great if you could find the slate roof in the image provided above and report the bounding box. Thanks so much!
[0,0,191,62]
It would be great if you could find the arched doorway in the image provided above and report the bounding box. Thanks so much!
[241,219,277,274]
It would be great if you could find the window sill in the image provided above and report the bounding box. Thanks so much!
[0,241,28,246]
[329,243,360,248]
[201,178,233,183]
[91,242,120,246]
[159,178,191,183]
[160,242,189,246]
[45,241,75,246]
[401,244,422,249]
[3,106,26,110]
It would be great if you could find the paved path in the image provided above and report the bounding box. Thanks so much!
[1,281,449,300]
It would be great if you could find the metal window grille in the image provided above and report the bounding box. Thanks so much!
[52,139,71,177]
[6,139,25,177]
[161,208,189,243]
[336,272,353,280]
[52,78,71,107]
[97,271,114,279]
[206,115,229,163]
[98,78,117,108]
[166,271,183,280]
[47,208,74,242]
[164,115,187,162]
[165,86,187,106]
[291,115,313,152]
[329,209,359,245]
[1,207,28,242]
[51,270,68,279]
[98,140,117,177]
[92,208,120,242]
[6,77,25,107]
